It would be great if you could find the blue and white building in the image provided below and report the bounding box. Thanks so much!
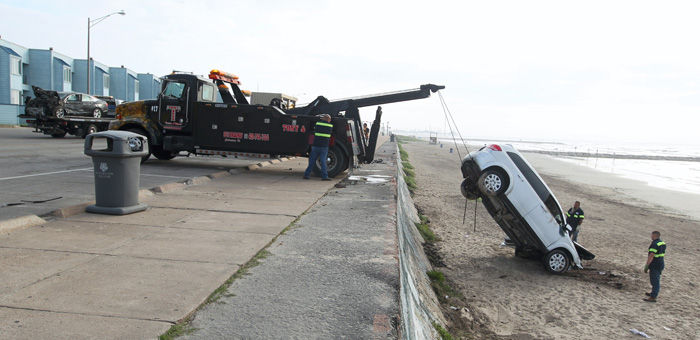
[0,37,161,125]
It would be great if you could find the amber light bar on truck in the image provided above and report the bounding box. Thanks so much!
[209,69,241,85]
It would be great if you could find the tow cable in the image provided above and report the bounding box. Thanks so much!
[436,92,478,231]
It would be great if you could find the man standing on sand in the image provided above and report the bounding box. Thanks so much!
[304,114,333,181]
[644,231,666,302]
[566,201,585,242]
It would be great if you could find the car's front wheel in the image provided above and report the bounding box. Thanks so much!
[93,108,102,118]
[478,169,507,196]
[55,107,65,118]
[544,249,570,274]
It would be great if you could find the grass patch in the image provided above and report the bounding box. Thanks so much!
[396,135,423,143]
[427,270,464,303]
[205,249,271,304]
[415,213,438,243]
[159,323,195,340]
[402,161,414,170]
[433,322,454,340]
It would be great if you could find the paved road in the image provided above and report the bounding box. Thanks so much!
[0,128,258,220]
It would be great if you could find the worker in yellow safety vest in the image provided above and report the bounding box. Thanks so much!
[643,231,666,302]
[303,114,333,180]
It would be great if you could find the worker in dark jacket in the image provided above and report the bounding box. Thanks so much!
[303,114,333,180]
[566,201,585,242]
[644,231,666,302]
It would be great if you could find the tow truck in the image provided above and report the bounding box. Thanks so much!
[110,69,444,177]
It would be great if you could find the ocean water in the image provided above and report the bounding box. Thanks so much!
[430,136,700,196]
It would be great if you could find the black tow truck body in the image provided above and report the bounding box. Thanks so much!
[20,86,116,138]
[110,70,443,177]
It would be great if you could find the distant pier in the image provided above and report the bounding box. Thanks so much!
[521,150,700,162]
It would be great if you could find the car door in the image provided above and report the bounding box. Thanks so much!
[64,94,81,115]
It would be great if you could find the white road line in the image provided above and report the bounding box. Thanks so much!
[0,168,93,181]
[0,169,190,181]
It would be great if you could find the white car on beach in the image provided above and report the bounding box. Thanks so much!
[460,144,595,273]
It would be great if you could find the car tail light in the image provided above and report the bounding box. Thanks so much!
[488,144,502,151]
[116,113,121,120]
[346,124,353,143]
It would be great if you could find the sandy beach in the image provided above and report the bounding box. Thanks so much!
[403,141,700,340]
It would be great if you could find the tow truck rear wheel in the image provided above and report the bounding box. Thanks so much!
[313,145,348,178]
[51,131,67,138]
[126,128,151,163]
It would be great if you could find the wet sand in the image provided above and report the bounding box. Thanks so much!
[403,141,700,340]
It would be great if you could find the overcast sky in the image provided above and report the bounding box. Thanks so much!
[2,0,700,145]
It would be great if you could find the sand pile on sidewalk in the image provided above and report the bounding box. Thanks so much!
[404,141,700,340]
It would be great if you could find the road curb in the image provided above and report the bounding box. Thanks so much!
[0,215,46,234]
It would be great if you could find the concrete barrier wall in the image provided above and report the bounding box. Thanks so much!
[396,144,447,339]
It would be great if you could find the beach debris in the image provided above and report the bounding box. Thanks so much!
[629,328,650,338]
[598,271,606,275]
[347,175,390,184]
[450,306,458,310]
[663,326,672,331]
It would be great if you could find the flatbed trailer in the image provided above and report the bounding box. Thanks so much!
[19,114,114,138]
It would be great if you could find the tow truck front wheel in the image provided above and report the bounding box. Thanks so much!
[313,145,348,178]
[126,128,151,163]
[151,146,177,160]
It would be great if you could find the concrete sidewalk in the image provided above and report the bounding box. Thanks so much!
[0,158,341,339]
[182,140,400,339]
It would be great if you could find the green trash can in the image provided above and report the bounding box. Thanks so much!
[84,131,149,215]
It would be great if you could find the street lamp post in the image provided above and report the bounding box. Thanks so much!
[87,10,125,95]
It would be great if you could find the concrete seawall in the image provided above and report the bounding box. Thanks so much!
[395,144,447,339]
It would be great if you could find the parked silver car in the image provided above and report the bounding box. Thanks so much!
[460,144,594,273]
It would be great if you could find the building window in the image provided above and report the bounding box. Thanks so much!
[103,74,110,96]
[22,63,29,84]
[134,80,140,101]
[10,56,22,75]
[10,90,21,105]
[63,66,72,91]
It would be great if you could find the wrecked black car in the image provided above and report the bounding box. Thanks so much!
[20,86,115,138]
[25,86,108,119]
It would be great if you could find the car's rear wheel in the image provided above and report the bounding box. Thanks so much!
[544,249,570,274]
[478,169,507,196]
[93,108,102,118]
